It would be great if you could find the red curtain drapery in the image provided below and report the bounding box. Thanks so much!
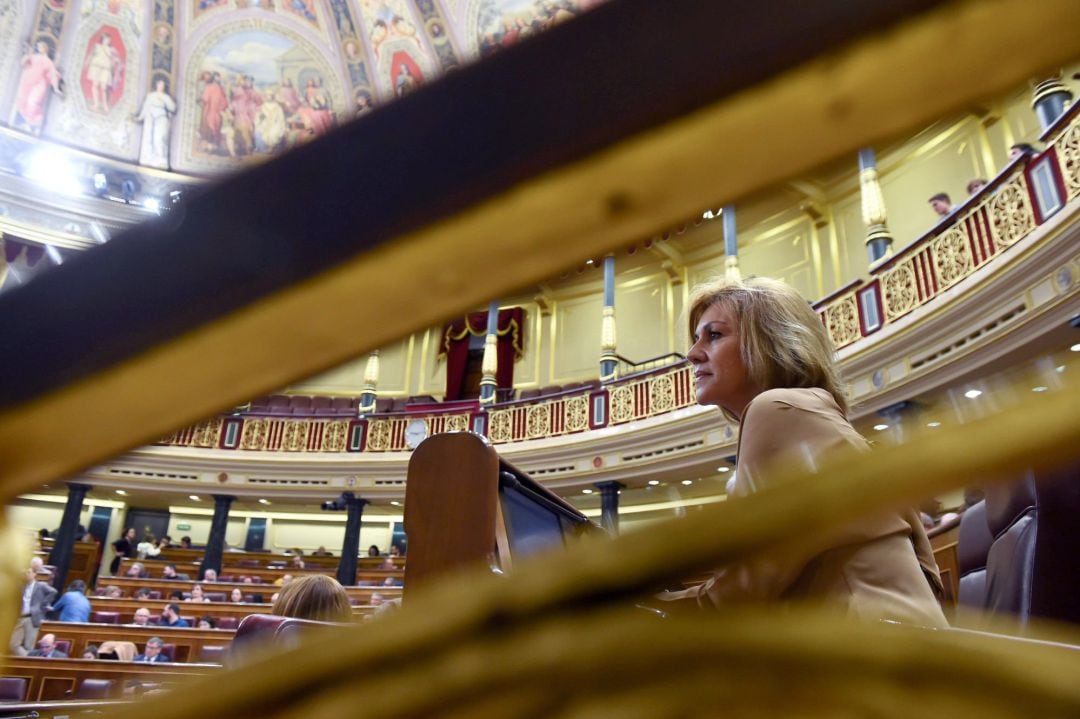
[440,307,524,400]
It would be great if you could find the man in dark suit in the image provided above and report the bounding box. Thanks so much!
[28,633,68,658]
[9,567,58,656]
[134,636,169,662]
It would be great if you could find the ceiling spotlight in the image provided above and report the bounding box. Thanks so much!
[1057,365,1066,373]
[647,479,660,486]
[258,498,271,505]
[873,424,889,431]
[1071,343,1080,352]
[681,479,693,486]
[389,500,401,506]
[114,489,127,496]
[144,198,161,214]
[926,421,941,428]
[1031,386,1049,393]
[717,466,730,473]
[188,495,200,501]
[582,488,594,494]
[963,389,982,399]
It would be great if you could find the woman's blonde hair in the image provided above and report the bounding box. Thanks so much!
[271,575,353,622]
[686,276,847,417]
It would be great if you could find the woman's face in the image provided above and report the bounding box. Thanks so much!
[231,588,243,601]
[192,585,203,598]
[688,302,759,419]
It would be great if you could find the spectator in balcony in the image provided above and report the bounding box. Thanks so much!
[291,555,306,570]
[202,568,218,583]
[657,276,947,627]
[125,562,149,578]
[180,536,193,549]
[367,545,381,557]
[162,563,190,581]
[134,637,169,662]
[271,575,353,622]
[110,527,136,575]
[927,192,952,218]
[230,587,245,603]
[130,607,153,626]
[966,178,988,195]
[188,584,211,603]
[51,579,91,623]
[1009,142,1036,160]
[161,603,189,628]
[28,633,67,658]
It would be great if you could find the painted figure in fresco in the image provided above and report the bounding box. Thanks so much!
[289,0,315,21]
[13,40,63,134]
[86,33,122,113]
[229,74,263,156]
[197,70,229,152]
[135,77,176,168]
[393,62,419,98]
[277,77,301,116]
[253,92,286,152]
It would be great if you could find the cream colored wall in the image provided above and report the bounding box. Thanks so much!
[267,518,394,555]
[282,72,1077,399]
[165,512,247,547]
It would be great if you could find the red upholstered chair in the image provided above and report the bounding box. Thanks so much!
[518,389,541,400]
[237,559,261,568]
[310,396,332,413]
[198,645,227,663]
[331,397,356,415]
[91,611,121,624]
[266,395,291,415]
[288,396,312,414]
[53,639,72,655]
[0,677,28,703]
[390,398,410,412]
[242,594,260,604]
[251,576,263,584]
[75,679,117,699]
[159,643,177,662]
[148,590,162,600]
[206,592,227,602]
[374,398,393,413]
[216,616,239,630]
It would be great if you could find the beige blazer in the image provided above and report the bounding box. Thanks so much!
[663,387,947,627]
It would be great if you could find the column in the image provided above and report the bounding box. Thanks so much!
[479,300,500,405]
[594,480,625,534]
[1032,77,1073,132]
[599,255,618,382]
[199,494,234,579]
[48,482,91,591]
[859,148,894,264]
[358,351,380,414]
[336,493,369,586]
[722,205,741,280]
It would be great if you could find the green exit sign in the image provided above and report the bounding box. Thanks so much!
[176,523,191,531]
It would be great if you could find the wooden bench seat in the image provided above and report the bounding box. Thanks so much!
[85,597,375,623]
[117,557,404,585]
[98,577,401,604]
[154,547,404,570]
[39,621,235,664]
[1,657,219,702]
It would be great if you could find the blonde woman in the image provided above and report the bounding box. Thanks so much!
[660,277,946,627]
[271,575,352,622]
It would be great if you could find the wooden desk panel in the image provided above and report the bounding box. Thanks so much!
[101,577,401,604]
[1,656,218,702]
[40,621,235,664]
[155,547,404,570]
[87,597,374,622]
[117,557,404,585]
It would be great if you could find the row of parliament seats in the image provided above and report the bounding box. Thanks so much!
[248,394,357,416]
[117,557,404,585]
[0,655,218,702]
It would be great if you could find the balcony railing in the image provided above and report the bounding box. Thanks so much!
[815,102,1079,349]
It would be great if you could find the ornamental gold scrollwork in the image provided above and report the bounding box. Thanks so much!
[240,419,268,450]
[1058,121,1080,200]
[323,421,348,452]
[488,411,512,443]
[610,385,634,424]
[193,418,223,448]
[443,414,470,433]
[932,227,974,289]
[824,296,860,348]
[366,419,390,451]
[882,263,918,321]
[650,374,675,415]
[527,404,551,439]
[990,177,1035,250]
[566,396,589,432]
[283,420,310,451]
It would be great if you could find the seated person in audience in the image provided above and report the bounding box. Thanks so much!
[230,588,245,603]
[291,555,306,570]
[137,533,161,559]
[125,562,149,578]
[161,603,190,628]
[30,556,45,573]
[134,637,169,663]
[382,576,402,587]
[28,633,68,657]
[656,277,947,627]
[274,574,294,587]
[367,545,381,557]
[130,607,153,626]
[168,589,185,601]
[373,597,402,617]
[270,592,280,604]
[162,564,190,581]
[378,557,396,571]
[271,575,353,622]
[242,576,254,584]
[198,615,217,629]
[180,536,192,549]
[928,192,952,218]
[51,579,91,623]
[202,568,218,583]
[368,592,385,608]
[1009,142,1036,160]
[133,587,152,600]
[82,644,99,659]
[158,535,173,549]
[966,178,988,195]
[103,585,124,599]
[388,545,401,557]
[312,545,332,557]
[187,583,211,603]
